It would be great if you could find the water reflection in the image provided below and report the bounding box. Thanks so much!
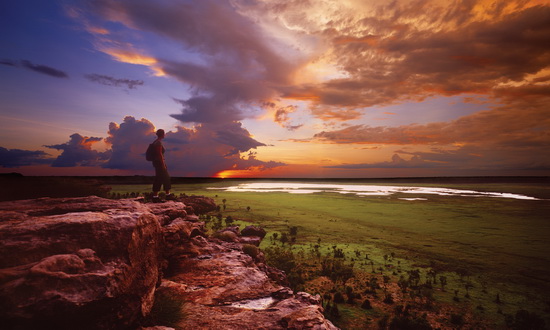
[211,182,540,200]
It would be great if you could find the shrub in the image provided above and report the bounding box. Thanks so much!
[506,309,546,330]
[280,232,289,244]
[242,244,259,259]
[450,313,464,326]
[145,289,185,328]
[361,299,372,310]
[389,315,432,330]
[333,292,345,304]
[263,246,296,273]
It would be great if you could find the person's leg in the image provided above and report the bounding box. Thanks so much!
[152,162,163,201]
[162,168,176,200]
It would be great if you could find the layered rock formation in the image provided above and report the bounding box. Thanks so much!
[0,196,337,329]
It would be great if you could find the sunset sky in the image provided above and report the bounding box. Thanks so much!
[1,0,549,178]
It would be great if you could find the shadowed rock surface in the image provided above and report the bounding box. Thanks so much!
[0,196,337,329]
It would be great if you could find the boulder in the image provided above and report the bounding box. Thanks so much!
[239,235,262,246]
[0,196,163,329]
[241,225,267,239]
[162,218,205,258]
[179,196,217,215]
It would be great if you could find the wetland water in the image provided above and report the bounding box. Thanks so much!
[210,182,543,200]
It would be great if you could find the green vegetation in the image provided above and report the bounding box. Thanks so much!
[111,179,550,329]
[143,288,186,329]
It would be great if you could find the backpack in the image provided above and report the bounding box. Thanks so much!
[145,143,155,161]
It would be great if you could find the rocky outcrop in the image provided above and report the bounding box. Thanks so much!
[0,196,172,329]
[0,196,337,329]
[164,236,338,329]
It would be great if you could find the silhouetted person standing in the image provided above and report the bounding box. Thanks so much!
[151,129,175,202]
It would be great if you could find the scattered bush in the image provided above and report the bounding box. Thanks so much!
[450,313,464,326]
[506,309,546,330]
[145,289,185,328]
[389,314,432,330]
[333,292,345,304]
[242,244,260,259]
[361,299,372,310]
[263,246,296,274]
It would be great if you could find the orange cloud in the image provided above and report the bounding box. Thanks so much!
[101,48,165,76]
[333,35,379,47]
[283,92,320,101]
[86,26,110,35]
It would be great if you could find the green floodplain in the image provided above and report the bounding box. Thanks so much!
[89,177,550,328]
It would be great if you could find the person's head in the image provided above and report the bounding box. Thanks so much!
[156,129,165,139]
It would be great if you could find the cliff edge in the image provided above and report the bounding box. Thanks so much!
[0,196,337,329]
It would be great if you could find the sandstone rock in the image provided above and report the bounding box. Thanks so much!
[0,196,163,329]
[161,239,338,329]
[241,225,267,239]
[221,225,241,235]
[162,218,205,259]
[239,235,262,246]
[0,196,338,329]
[213,230,240,243]
[179,195,217,214]
[147,202,188,226]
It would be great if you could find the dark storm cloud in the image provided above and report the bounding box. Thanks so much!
[88,0,295,124]
[21,60,69,78]
[0,147,53,168]
[0,59,17,67]
[213,122,266,156]
[45,133,108,167]
[1,59,69,78]
[103,116,156,170]
[85,74,144,89]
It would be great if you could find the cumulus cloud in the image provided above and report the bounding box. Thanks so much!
[0,147,53,168]
[1,59,69,78]
[103,116,156,170]
[85,74,144,90]
[161,122,284,176]
[45,134,108,167]
[102,116,284,176]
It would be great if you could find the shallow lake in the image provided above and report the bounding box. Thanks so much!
[210,182,542,200]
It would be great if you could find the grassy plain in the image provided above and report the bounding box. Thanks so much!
[110,179,550,328]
